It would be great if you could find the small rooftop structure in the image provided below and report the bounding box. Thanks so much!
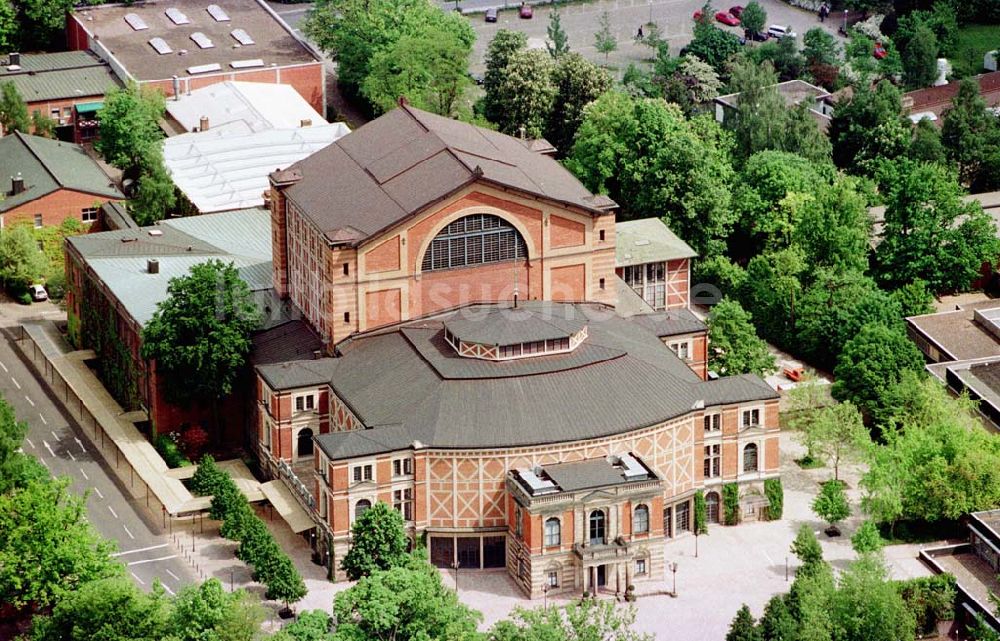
[164,81,326,134]
[163,122,349,213]
[0,132,122,212]
[512,454,657,497]
[0,51,120,105]
[615,218,697,267]
[714,79,832,131]
[907,300,1000,363]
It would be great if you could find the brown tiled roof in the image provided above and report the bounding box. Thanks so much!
[279,104,617,246]
[904,71,1000,119]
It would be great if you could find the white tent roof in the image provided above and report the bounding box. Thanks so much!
[165,81,327,133]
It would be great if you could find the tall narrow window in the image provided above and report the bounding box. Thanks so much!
[743,443,759,472]
[544,518,561,547]
[704,444,721,478]
[355,499,371,520]
[589,510,606,545]
[634,505,649,534]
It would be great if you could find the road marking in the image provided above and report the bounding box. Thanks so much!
[24,438,34,449]
[39,458,50,470]
[113,543,169,557]
[10,377,20,389]
[80,468,89,480]
[74,437,86,453]
[0,360,7,372]
[50,430,60,441]
[107,505,119,519]
[38,414,47,425]
[24,395,34,407]
[126,555,177,567]
[43,440,56,457]
[164,568,180,581]
[161,583,175,595]
[123,524,135,540]
[93,487,104,500]
[130,572,145,585]
[67,451,76,461]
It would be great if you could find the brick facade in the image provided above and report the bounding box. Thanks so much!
[0,187,117,229]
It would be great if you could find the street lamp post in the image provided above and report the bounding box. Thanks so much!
[543,584,550,609]
[648,0,653,25]
[669,562,678,597]
[451,561,459,593]
[843,9,848,34]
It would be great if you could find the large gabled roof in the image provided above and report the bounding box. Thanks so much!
[615,218,697,266]
[280,104,617,247]
[0,132,122,211]
[0,51,120,103]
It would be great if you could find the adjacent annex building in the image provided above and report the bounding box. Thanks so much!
[255,104,781,599]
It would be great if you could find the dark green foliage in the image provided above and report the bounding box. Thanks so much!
[693,490,709,536]
[740,2,766,37]
[685,21,742,71]
[0,81,29,133]
[708,298,775,377]
[891,279,935,318]
[722,483,741,526]
[902,25,939,89]
[941,78,1000,192]
[79,277,142,411]
[129,148,177,226]
[738,247,806,348]
[829,81,910,174]
[190,455,226,496]
[802,27,839,67]
[546,10,569,59]
[15,0,74,49]
[790,525,823,572]
[910,117,947,165]
[274,610,334,641]
[483,30,528,125]
[726,604,761,641]
[896,573,956,635]
[758,594,796,641]
[764,478,783,520]
[832,323,925,422]
[154,434,191,469]
[341,501,409,580]
[545,53,611,157]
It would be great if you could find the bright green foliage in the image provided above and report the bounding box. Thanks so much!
[332,555,483,641]
[593,11,617,65]
[483,30,528,125]
[832,323,925,422]
[30,111,55,139]
[740,2,766,37]
[874,159,999,293]
[190,454,227,496]
[546,10,569,59]
[784,374,835,462]
[304,0,473,104]
[812,480,850,528]
[29,576,170,641]
[707,297,775,377]
[941,78,1000,192]
[0,1,15,53]
[0,225,48,291]
[910,118,947,165]
[726,605,761,641]
[851,520,883,555]
[898,574,956,636]
[685,21,742,71]
[693,490,709,536]
[787,563,835,640]
[0,479,122,611]
[96,82,165,174]
[170,579,265,641]
[17,0,73,49]
[791,524,824,572]
[896,5,958,57]
[831,556,915,641]
[141,260,261,405]
[130,147,177,226]
[758,595,797,641]
[0,395,46,493]
[567,91,735,256]
[695,254,746,295]
[362,25,472,117]
[489,599,651,641]
[803,28,840,67]
[902,25,939,89]
[722,483,741,526]
[845,32,902,82]
[490,49,556,138]
[738,247,806,347]
[792,177,871,274]
[804,401,867,482]
[263,554,307,605]
[272,610,334,641]
[829,81,910,174]
[341,500,409,580]
[545,53,611,157]
[0,81,29,133]
[764,478,783,520]
[891,279,935,318]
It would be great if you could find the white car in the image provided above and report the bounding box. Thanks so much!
[767,24,796,39]
[30,284,48,302]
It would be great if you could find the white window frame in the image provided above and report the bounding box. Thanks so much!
[351,463,374,485]
[704,443,721,478]
[544,517,561,547]
[635,558,647,575]
[393,488,414,521]
[741,406,763,430]
[81,207,98,223]
[741,441,760,473]
[547,569,559,587]
[392,456,414,478]
[294,392,316,413]
[634,504,650,534]
[669,339,691,360]
[703,412,721,433]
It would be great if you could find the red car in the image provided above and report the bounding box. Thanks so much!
[518,4,532,18]
[715,11,740,26]
[693,9,704,20]
[873,42,887,59]
[729,5,744,17]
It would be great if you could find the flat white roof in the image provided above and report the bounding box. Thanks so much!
[166,81,327,134]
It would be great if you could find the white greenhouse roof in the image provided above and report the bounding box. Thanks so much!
[165,81,328,133]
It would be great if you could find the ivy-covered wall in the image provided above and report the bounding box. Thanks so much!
[80,276,143,412]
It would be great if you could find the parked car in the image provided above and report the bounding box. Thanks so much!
[715,11,740,26]
[519,4,532,18]
[729,5,744,17]
[745,29,769,41]
[767,24,796,39]
[468,71,485,85]
[693,9,703,20]
[485,7,497,22]
[873,41,888,59]
[30,284,47,302]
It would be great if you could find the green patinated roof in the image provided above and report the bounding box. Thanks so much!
[0,132,122,212]
[615,218,697,267]
[0,52,120,104]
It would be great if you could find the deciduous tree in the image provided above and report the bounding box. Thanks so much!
[546,10,569,59]
[901,25,939,89]
[812,480,850,532]
[851,520,883,555]
[685,21,742,71]
[790,524,823,572]
[16,0,73,49]
[490,49,556,138]
[740,2,766,38]
[593,11,617,65]
[0,394,46,493]
[490,599,652,641]
[340,500,409,580]
[831,556,915,641]
[941,78,1000,192]
[802,27,839,67]
[0,225,48,291]
[0,81,29,133]
[707,297,775,377]
[482,30,528,125]
[545,53,611,156]
[96,81,165,174]
[807,401,867,482]
[29,576,170,641]
[0,0,16,53]
[130,147,177,226]
[829,81,910,174]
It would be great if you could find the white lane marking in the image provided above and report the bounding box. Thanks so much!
[126,555,177,567]
[93,487,104,500]
[11,377,20,389]
[130,572,145,585]
[123,524,135,540]
[38,414,47,425]
[112,543,169,557]
[107,505,119,519]
[24,438,34,449]
[43,440,56,457]
[80,468,89,480]
[67,451,76,461]
[0,360,7,372]
[161,583,175,595]
[39,458,50,470]
[74,437,85,453]
[24,396,34,407]
[164,568,180,581]
[50,430,60,441]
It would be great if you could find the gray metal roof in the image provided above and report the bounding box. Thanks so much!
[292,302,778,459]
[443,304,586,346]
[99,201,138,230]
[542,458,651,493]
[0,51,120,103]
[615,218,697,266]
[628,308,707,337]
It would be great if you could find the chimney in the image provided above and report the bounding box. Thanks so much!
[9,52,19,66]
[11,173,24,195]
[171,75,180,101]
[299,118,312,128]
[147,259,159,274]
[199,116,209,131]
[312,349,322,360]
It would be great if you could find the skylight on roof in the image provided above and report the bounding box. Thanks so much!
[187,63,222,75]
[190,32,214,49]
[230,59,264,69]
[206,4,230,21]
[149,37,173,55]
[230,29,254,46]
[165,8,190,25]
[124,13,149,31]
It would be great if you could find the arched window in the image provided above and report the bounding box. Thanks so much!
[420,213,528,272]
[297,427,314,458]
[355,499,371,521]
[544,518,561,547]
[589,509,606,545]
[634,504,649,534]
[706,491,720,524]
[743,443,759,472]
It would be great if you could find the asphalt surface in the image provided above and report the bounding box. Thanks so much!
[0,303,196,595]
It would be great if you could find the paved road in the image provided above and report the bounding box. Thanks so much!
[0,304,196,594]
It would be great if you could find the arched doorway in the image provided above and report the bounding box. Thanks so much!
[706,491,720,524]
[297,428,314,459]
[355,499,371,521]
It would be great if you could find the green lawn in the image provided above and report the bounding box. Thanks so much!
[950,24,998,79]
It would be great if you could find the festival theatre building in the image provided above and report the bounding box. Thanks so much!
[256,104,780,598]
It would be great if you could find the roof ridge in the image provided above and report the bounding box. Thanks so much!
[14,132,64,189]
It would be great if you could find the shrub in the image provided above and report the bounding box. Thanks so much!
[851,520,883,555]
[896,574,956,635]
[693,490,708,536]
[179,425,210,461]
[155,433,191,468]
[16,291,32,305]
[190,455,226,496]
[764,478,784,520]
[723,483,741,526]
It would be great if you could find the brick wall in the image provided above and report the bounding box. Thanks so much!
[0,188,117,229]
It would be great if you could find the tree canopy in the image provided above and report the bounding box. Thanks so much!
[812,479,850,528]
[707,297,775,377]
[0,225,48,292]
[0,394,47,494]
[340,500,409,581]
[490,599,652,641]
[0,81,29,133]
[483,30,528,126]
[829,81,910,174]
[941,78,1000,192]
[97,82,166,175]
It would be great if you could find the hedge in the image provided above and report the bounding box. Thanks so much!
[723,483,741,526]
[765,478,784,520]
[896,573,957,635]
